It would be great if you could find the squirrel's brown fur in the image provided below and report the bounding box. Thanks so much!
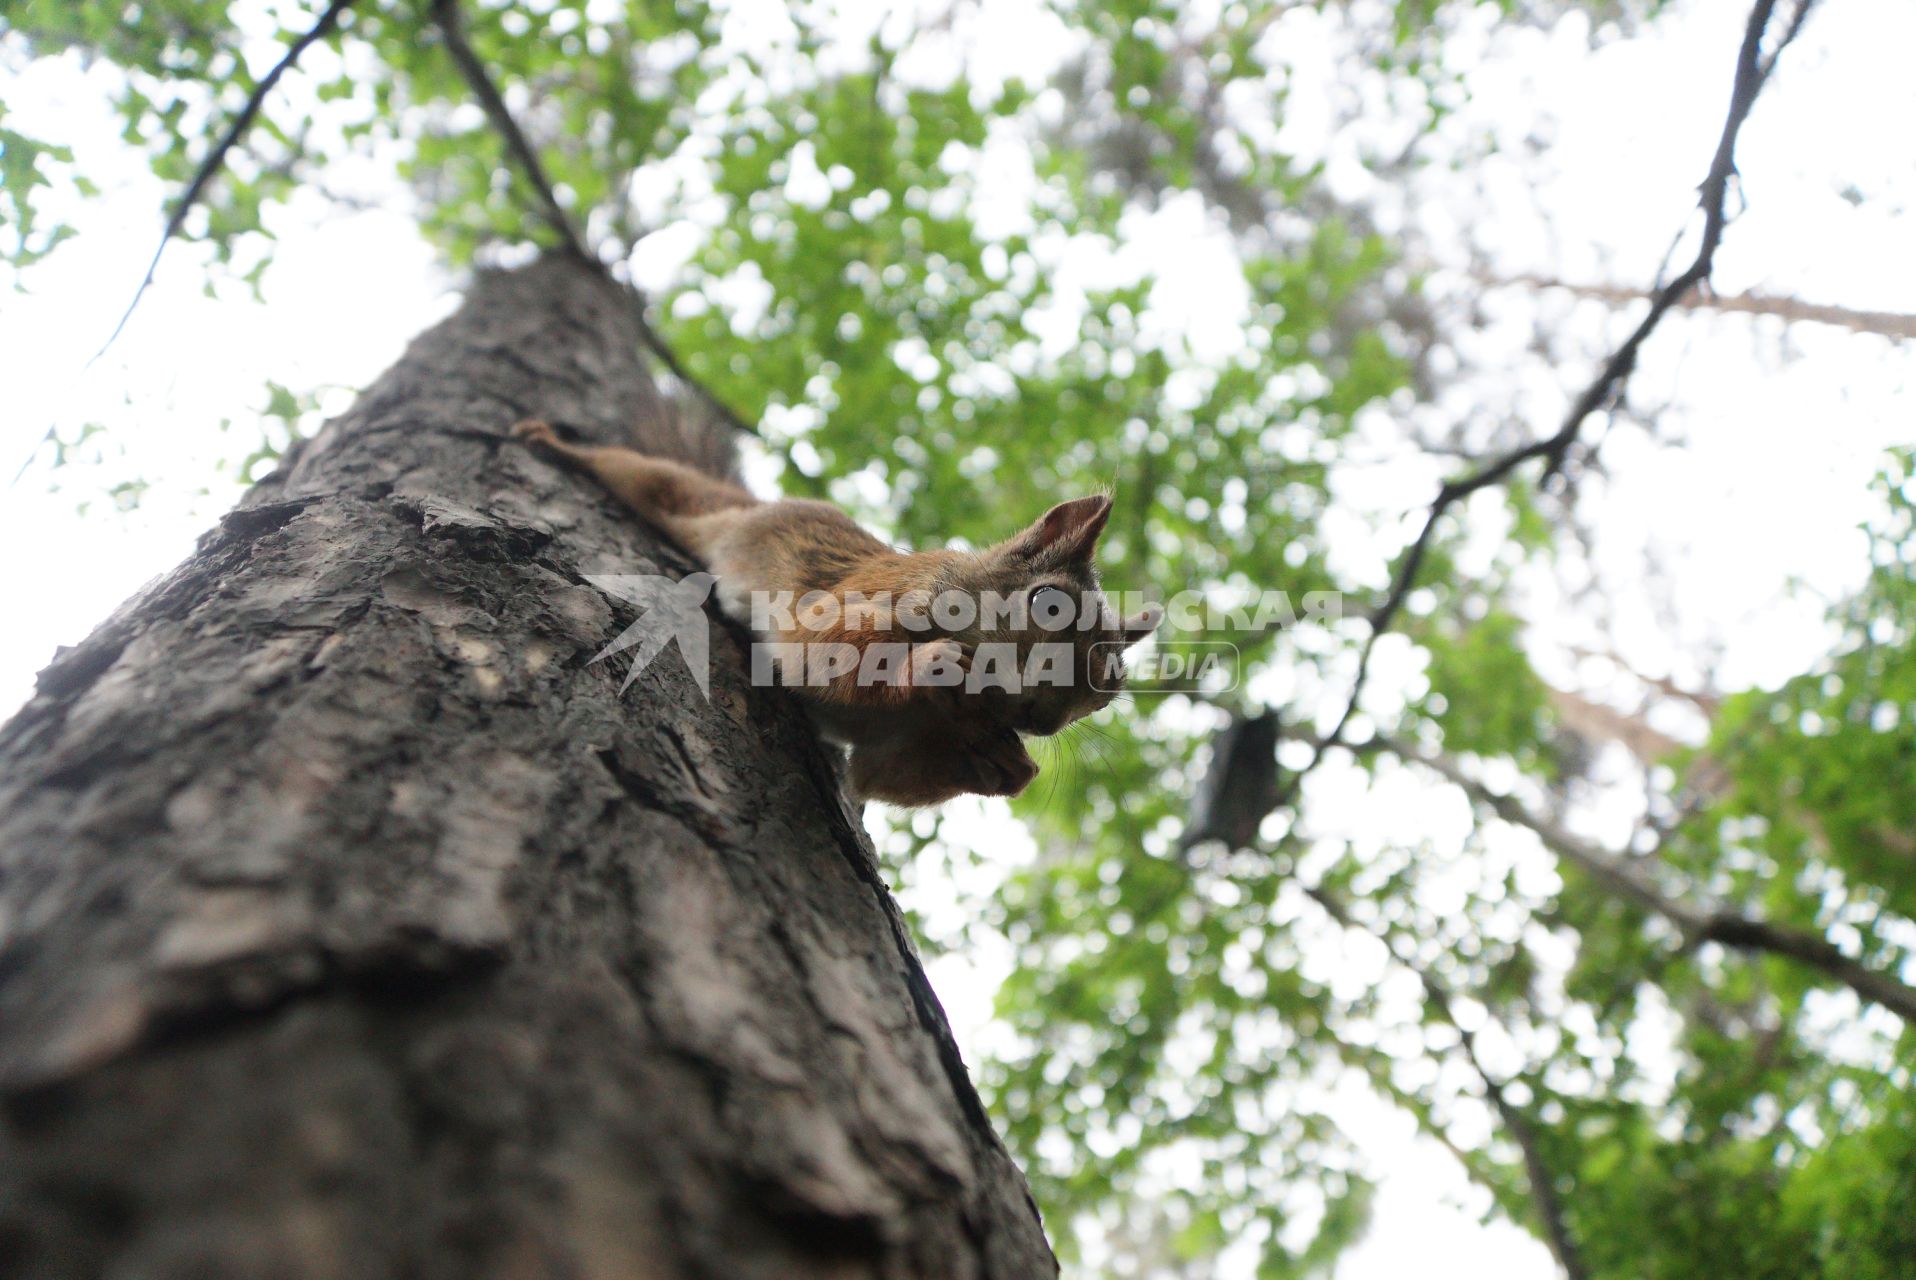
[512,416,1157,806]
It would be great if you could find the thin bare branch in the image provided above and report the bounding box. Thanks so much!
[1272,0,1817,811]
[1384,735,1916,1024]
[7,0,359,487]
[619,283,760,438]
[428,0,756,437]
[1486,272,1916,342]
[84,0,360,371]
[429,0,588,260]
[1302,884,1589,1280]
[1562,643,1723,717]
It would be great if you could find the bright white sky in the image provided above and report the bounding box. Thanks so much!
[1,1,1911,1276]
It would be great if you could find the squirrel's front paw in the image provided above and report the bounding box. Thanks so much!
[510,418,561,448]
[967,729,1039,797]
[907,639,971,690]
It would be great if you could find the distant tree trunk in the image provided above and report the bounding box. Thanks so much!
[0,254,1056,1280]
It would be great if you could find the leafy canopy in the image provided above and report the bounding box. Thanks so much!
[5,0,1908,1275]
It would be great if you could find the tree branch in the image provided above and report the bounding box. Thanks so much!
[619,284,761,438]
[1271,0,1816,810]
[1484,272,1916,342]
[429,0,756,437]
[1302,884,1589,1280]
[1383,735,1916,1025]
[1561,643,1722,717]
[429,0,588,261]
[10,0,357,487]
[85,0,359,368]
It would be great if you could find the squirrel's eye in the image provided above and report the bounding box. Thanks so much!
[1030,585,1075,630]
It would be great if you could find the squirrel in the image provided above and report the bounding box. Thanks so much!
[511,417,1158,807]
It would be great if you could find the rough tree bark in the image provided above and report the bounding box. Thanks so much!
[0,254,1058,1280]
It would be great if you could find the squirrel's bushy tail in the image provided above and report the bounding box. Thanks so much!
[630,391,744,485]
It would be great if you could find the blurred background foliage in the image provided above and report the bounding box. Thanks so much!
[3,0,1909,1275]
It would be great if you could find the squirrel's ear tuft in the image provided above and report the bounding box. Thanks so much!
[1121,602,1162,647]
[1016,493,1112,561]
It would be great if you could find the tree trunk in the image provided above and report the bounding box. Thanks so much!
[0,254,1057,1280]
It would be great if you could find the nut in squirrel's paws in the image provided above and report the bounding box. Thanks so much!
[510,418,560,448]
